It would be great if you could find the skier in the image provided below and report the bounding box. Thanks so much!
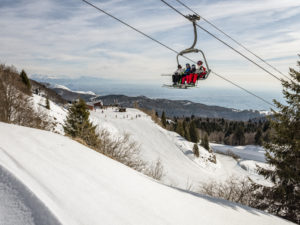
[172,64,184,85]
[188,64,197,84]
[196,60,207,79]
[181,63,191,84]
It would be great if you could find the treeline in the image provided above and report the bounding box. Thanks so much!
[161,114,271,146]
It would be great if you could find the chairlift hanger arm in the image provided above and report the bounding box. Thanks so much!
[174,13,211,73]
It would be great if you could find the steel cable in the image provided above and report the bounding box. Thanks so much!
[174,0,291,81]
[81,0,275,107]
[160,0,283,82]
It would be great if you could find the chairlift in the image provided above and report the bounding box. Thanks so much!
[163,14,211,89]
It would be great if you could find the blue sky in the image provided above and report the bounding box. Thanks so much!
[1,0,300,90]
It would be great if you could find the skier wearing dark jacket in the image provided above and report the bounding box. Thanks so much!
[181,63,191,84]
[172,64,184,85]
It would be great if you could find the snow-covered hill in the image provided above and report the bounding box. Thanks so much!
[31,94,270,188]
[90,107,270,188]
[0,123,293,225]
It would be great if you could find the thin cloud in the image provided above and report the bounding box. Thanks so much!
[0,0,299,86]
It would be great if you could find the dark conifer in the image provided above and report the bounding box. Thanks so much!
[161,111,167,127]
[64,99,98,146]
[200,133,209,150]
[182,120,190,141]
[175,121,184,137]
[254,128,263,145]
[256,57,300,223]
[45,97,50,110]
[189,121,199,143]
[233,126,245,145]
[20,70,31,90]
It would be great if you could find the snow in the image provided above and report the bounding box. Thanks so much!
[0,122,294,225]
[29,96,270,187]
[259,110,272,116]
[239,160,274,175]
[32,94,68,134]
[44,83,97,96]
[0,165,61,225]
[210,143,266,162]
[90,107,270,188]
[210,143,273,185]
[46,83,71,91]
[75,90,96,95]
[47,83,97,95]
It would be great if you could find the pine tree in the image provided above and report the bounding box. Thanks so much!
[256,57,300,223]
[45,97,50,110]
[254,128,263,145]
[200,133,209,150]
[155,111,159,117]
[20,70,31,91]
[189,121,199,143]
[182,120,190,141]
[233,126,245,145]
[175,121,184,137]
[161,111,167,127]
[263,130,270,143]
[193,143,199,157]
[64,99,98,146]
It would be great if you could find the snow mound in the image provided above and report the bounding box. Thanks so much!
[0,122,293,225]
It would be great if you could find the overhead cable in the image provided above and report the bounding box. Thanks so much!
[174,0,290,80]
[81,0,275,108]
[160,0,283,82]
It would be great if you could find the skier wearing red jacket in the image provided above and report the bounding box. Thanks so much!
[196,60,207,79]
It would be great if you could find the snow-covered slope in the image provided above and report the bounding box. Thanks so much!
[0,165,61,225]
[32,94,67,134]
[90,108,269,188]
[0,123,293,225]
[29,95,269,187]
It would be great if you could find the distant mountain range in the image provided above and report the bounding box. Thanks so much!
[42,82,97,102]
[41,82,266,121]
[95,95,266,121]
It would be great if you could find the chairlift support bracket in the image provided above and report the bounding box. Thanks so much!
[176,14,211,77]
